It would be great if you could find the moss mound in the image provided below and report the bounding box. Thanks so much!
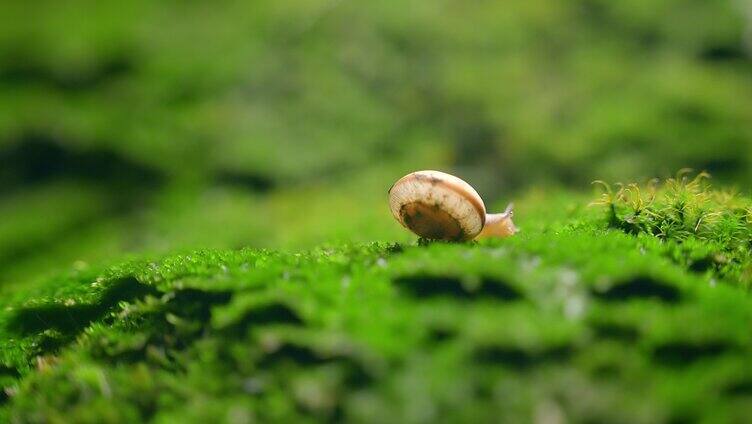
[2,194,752,423]
[594,171,752,288]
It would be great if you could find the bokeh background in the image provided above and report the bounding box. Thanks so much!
[1,0,751,283]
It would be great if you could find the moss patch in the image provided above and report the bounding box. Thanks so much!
[1,200,752,422]
[593,171,752,288]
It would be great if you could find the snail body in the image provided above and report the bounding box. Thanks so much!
[388,170,517,241]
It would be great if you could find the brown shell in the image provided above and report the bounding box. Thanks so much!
[388,170,486,241]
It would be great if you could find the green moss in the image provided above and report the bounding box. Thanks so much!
[2,201,752,422]
[593,171,752,287]
[1,0,752,421]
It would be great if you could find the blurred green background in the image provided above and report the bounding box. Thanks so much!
[1,0,751,283]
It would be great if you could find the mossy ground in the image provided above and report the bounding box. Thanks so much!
[2,1,752,422]
[2,186,752,423]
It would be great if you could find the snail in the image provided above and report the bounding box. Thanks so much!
[388,170,518,241]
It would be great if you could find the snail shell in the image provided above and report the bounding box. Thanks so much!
[388,170,488,241]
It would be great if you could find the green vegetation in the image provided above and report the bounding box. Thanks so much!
[2,0,752,422]
[1,191,752,422]
[2,0,752,283]
[594,172,752,288]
